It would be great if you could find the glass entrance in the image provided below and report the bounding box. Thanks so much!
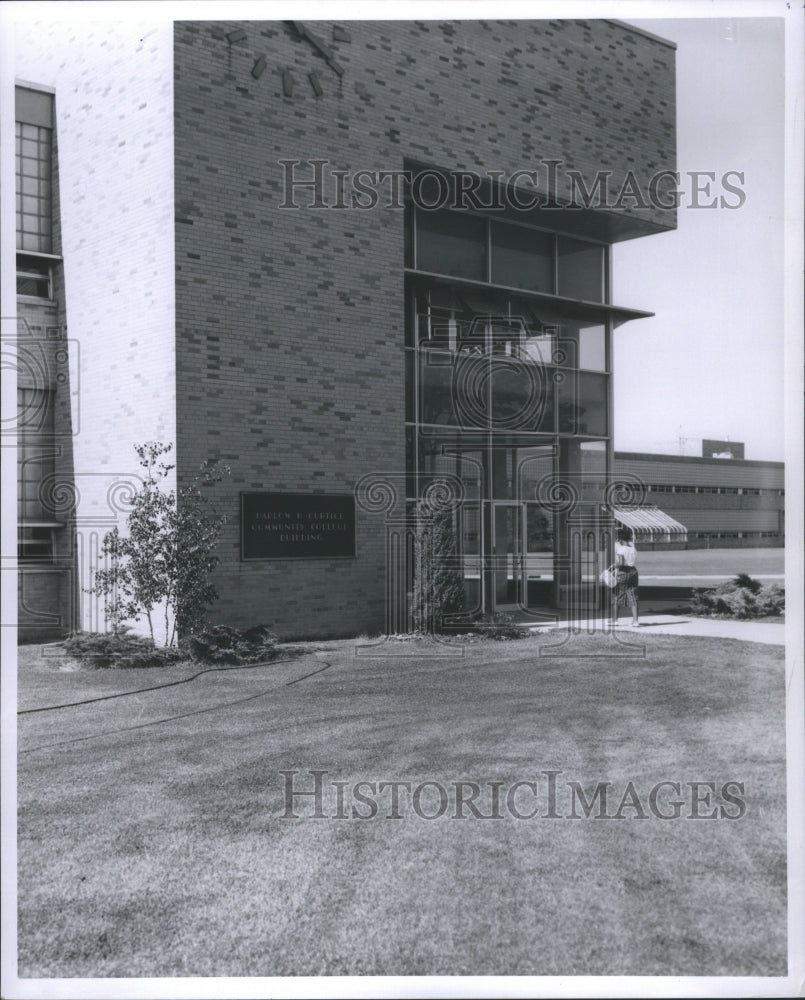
[490,502,523,612]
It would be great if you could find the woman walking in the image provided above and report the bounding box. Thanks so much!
[610,526,639,627]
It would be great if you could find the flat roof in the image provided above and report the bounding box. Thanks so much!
[606,19,677,51]
[615,451,783,469]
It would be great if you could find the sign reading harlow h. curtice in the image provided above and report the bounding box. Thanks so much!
[241,492,356,560]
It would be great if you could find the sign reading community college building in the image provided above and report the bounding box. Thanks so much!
[241,492,356,560]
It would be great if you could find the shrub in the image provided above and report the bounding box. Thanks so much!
[185,625,280,665]
[409,501,465,634]
[754,583,785,617]
[90,442,228,646]
[473,612,531,641]
[691,574,785,620]
[63,628,186,669]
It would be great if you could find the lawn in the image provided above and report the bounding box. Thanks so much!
[16,632,787,978]
[637,546,784,579]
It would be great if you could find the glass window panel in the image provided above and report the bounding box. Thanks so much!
[490,447,514,499]
[415,208,486,281]
[557,237,604,303]
[490,359,554,432]
[17,275,50,297]
[419,350,457,426]
[21,176,38,195]
[457,451,483,500]
[22,195,39,214]
[21,122,39,139]
[558,371,608,435]
[460,502,482,590]
[523,330,555,366]
[555,322,606,371]
[556,439,608,508]
[578,324,606,371]
[18,527,54,562]
[490,221,554,292]
[517,445,555,497]
[525,504,554,556]
[405,349,415,420]
[491,364,532,427]
[404,201,414,268]
[419,314,459,350]
[22,214,40,233]
[21,138,39,157]
[579,440,607,503]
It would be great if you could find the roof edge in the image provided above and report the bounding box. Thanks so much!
[614,451,784,469]
[605,19,677,51]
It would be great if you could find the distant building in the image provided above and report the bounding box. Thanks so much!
[614,452,784,549]
[702,439,745,461]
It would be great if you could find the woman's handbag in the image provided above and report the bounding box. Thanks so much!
[599,565,618,589]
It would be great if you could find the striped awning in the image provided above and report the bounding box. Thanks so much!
[613,505,687,542]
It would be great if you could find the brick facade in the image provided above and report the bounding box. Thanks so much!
[16,18,678,639]
[173,19,676,638]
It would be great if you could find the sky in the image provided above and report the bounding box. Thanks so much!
[1,4,794,471]
[612,16,786,462]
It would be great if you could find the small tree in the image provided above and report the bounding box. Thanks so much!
[410,501,465,633]
[91,443,227,645]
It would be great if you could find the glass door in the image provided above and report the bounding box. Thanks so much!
[491,502,524,613]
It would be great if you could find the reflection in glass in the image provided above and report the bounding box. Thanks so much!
[490,221,554,292]
[558,371,608,436]
[416,209,486,281]
[419,351,457,425]
[557,237,604,303]
[578,324,606,371]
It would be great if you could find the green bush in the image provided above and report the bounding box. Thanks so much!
[185,625,280,665]
[63,628,186,669]
[691,575,785,620]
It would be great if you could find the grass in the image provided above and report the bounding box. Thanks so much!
[16,633,786,978]
[637,546,784,578]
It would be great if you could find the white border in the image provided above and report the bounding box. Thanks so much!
[2,2,803,998]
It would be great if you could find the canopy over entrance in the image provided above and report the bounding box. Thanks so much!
[614,505,688,543]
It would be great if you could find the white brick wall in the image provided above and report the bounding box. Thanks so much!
[15,20,176,632]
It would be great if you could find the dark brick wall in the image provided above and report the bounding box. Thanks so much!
[173,19,677,638]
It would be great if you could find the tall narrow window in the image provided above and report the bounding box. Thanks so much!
[18,387,57,562]
[18,388,56,521]
[16,120,52,253]
[16,87,55,300]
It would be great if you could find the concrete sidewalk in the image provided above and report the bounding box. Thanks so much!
[532,615,786,646]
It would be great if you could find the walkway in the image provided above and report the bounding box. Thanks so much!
[534,615,785,646]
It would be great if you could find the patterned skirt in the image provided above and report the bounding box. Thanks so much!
[614,566,639,606]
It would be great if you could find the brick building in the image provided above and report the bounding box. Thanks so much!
[14,18,679,639]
